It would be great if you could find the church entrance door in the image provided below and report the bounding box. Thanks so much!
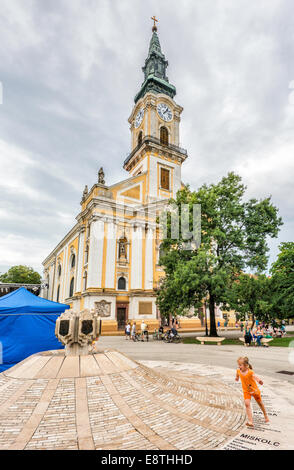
[117,305,127,330]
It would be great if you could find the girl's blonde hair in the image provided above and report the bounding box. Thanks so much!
[238,356,253,369]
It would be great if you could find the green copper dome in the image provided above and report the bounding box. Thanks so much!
[134,30,176,103]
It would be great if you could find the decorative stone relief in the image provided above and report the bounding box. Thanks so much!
[95,300,111,317]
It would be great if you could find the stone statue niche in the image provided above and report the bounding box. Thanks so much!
[55,309,102,356]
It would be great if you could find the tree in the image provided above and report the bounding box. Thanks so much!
[157,172,282,336]
[227,273,272,327]
[0,265,41,284]
[270,242,294,319]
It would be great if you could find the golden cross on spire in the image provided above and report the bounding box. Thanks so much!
[151,15,158,32]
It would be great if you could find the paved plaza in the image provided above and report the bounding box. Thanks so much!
[98,329,294,385]
[0,349,246,450]
[0,329,293,450]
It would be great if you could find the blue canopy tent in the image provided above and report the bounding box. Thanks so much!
[0,287,70,372]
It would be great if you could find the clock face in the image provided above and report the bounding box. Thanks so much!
[157,103,173,122]
[134,108,144,128]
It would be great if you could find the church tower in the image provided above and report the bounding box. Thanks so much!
[124,19,188,203]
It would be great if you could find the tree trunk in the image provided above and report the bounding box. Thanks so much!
[251,314,255,330]
[209,293,218,337]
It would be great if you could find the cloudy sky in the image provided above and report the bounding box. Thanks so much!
[0,0,293,277]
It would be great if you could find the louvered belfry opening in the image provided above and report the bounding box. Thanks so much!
[160,126,168,145]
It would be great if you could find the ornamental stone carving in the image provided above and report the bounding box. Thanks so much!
[55,309,102,356]
[94,300,111,317]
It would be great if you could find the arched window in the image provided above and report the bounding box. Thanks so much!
[71,254,76,269]
[138,131,143,147]
[58,265,62,277]
[69,277,75,297]
[83,271,87,291]
[118,277,126,290]
[56,285,60,302]
[160,126,168,145]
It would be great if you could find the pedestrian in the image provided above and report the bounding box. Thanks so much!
[140,320,147,341]
[256,326,264,347]
[235,356,269,428]
[90,335,99,353]
[131,322,136,341]
[217,320,221,332]
[244,326,252,347]
[240,321,244,332]
[125,322,131,340]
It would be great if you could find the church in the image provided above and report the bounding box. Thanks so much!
[42,20,224,333]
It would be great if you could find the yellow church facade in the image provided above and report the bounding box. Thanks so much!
[42,24,225,333]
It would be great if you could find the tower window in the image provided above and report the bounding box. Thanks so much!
[160,168,170,191]
[160,127,169,145]
[58,265,62,277]
[138,131,143,147]
[56,285,60,302]
[118,277,126,290]
[70,254,76,269]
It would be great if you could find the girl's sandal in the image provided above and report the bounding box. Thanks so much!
[246,422,254,428]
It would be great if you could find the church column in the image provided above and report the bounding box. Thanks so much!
[87,217,105,288]
[145,227,154,290]
[131,225,142,289]
[105,221,117,289]
[76,226,85,292]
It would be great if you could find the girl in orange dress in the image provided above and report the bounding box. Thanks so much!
[236,356,270,428]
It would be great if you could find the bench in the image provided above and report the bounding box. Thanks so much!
[239,337,273,347]
[196,336,225,346]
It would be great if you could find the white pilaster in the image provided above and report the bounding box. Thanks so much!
[145,228,153,290]
[131,226,142,289]
[105,222,117,289]
[87,219,104,288]
[76,228,85,292]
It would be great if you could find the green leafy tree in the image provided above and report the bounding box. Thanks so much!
[0,265,41,284]
[270,242,294,319]
[157,173,282,336]
[227,273,273,327]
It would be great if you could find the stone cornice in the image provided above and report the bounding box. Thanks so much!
[124,135,187,171]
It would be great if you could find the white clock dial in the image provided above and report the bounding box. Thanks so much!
[134,108,144,128]
[157,103,173,122]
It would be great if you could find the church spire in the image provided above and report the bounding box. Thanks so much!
[134,19,176,103]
